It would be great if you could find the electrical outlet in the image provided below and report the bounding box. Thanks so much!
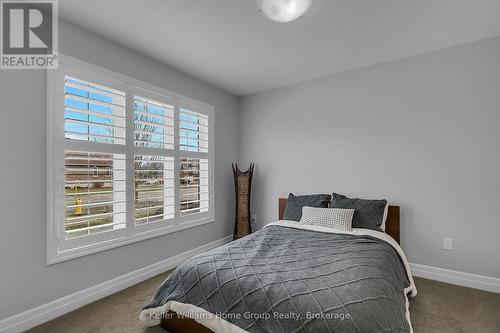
[443,238,453,250]
[251,214,257,224]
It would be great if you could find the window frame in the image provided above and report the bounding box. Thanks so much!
[47,55,215,265]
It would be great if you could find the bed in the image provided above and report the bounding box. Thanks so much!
[140,197,417,333]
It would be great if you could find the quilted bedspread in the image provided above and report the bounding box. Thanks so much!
[141,222,416,333]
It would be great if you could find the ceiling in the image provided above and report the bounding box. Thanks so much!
[59,0,500,96]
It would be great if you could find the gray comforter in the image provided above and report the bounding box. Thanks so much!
[143,225,413,332]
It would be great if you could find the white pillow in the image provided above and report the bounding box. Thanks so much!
[299,207,355,231]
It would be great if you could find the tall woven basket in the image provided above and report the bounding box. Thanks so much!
[232,163,254,240]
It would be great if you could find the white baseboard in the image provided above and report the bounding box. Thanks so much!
[410,263,500,294]
[0,235,232,333]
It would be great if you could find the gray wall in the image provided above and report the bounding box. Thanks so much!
[0,20,239,320]
[239,37,500,278]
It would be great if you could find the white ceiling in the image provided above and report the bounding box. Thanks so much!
[59,0,500,96]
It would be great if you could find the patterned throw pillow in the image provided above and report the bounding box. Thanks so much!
[283,193,331,221]
[299,207,354,231]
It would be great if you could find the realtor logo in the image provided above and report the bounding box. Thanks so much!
[1,0,58,68]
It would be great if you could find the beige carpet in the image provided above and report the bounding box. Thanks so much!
[26,274,500,333]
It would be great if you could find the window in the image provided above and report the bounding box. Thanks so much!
[134,155,175,224]
[64,151,126,239]
[180,158,209,215]
[133,96,174,149]
[178,108,210,216]
[179,108,208,153]
[47,56,214,264]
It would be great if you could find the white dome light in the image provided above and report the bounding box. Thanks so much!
[256,0,314,23]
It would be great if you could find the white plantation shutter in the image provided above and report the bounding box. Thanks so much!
[178,107,210,217]
[63,75,127,243]
[134,155,174,224]
[132,95,176,227]
[179,108,208,153]
[48,57,214,264]
[134,96,174,149]
[180,158,209,215]
[64,151,126,238]
[65,76,126,145]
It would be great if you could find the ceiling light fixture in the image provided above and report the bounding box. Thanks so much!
[256,0,314,23]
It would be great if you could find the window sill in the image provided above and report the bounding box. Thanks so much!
[47,217,214,265]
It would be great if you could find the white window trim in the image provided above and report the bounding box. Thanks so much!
[47,55,215,265]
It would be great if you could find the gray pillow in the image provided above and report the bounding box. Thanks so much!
[330,193,387,231]
[283,193,331,221]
